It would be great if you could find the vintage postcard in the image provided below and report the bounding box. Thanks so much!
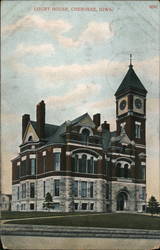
[1,0,159,249]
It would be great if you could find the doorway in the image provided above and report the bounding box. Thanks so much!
[117,192,128,211]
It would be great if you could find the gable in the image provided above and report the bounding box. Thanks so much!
[75,115,95,128]
[23,122,39,143]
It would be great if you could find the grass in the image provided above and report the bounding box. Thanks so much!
[4,213,160,230]
[1,211,93,220]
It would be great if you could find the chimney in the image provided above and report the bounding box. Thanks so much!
[102,121,110,131]
[93,113,101,128]
[36,100,45,139]
[22,114,30,139]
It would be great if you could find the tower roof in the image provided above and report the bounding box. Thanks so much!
[115,57,147,97]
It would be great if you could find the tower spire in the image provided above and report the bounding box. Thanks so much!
[129,54,133,68]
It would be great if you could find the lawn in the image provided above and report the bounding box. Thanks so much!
[4,213,160,230]
[1,211,93,220]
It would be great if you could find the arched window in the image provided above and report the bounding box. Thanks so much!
[81,128,90,143]
[124,164,129,178]
[72,155,79,172]
[82,154,87,173]
[116,163,121,177]
[88,156,94,173]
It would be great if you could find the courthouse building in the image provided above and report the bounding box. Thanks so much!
[11,61,147,212]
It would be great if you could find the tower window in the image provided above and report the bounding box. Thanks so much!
[135,123,141,138]
[53,153,61,171]
[31,159,36,175]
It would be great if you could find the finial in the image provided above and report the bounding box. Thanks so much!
[129,54,133,68]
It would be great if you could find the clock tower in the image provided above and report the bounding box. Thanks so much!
[115,55,147,146]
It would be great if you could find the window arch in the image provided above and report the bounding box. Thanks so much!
[115,161,131,178]
[71,152,97,174]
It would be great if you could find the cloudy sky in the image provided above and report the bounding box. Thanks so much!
[1,1,159,199]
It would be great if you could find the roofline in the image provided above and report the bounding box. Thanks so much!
[115,87,147,97]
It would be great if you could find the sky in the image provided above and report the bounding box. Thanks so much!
[1,1,159,200]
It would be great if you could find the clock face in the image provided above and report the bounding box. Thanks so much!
[135,98,142,109]
[120,100,126,110]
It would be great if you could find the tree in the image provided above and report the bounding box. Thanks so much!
[147,196,159,215]
[43,192,53,211]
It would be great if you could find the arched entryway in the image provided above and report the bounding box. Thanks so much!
[117,192,128,211]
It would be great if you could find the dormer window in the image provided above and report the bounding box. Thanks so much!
[28,135,33,141]
[82,128,90,142]
[80,127,93,144]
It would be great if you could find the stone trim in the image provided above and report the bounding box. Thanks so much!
[53,148,61,153]
[67,142,102,150]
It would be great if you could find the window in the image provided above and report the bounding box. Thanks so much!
[21,161,26,176]
[54,153,61,171]
[75,155,79,172]
[72,155,79,172]
[81,128,90,143]
[141,187,146,200]
[88,157,94,173]
[72,154,98,174]
[16,165,19,178]
[74,203,78,210]
[90,203,94,210]
[116,163,121,177]
[52,203,60,210]
[73,181,78,197]
[17,204,19,211]
[89,182,94,198]
[106,183,109,199]
[31,159,36,175]
[28,136,33,141]
[54,180,60,196]
[17,186,20,200]
[82,203,87,210]
[81,181,87,197]
[124,164,129,178]
[79,158,83,173]
[141,166,145,180]
[94,160,97,174]
[82,154,87,173]
[43,181,46,197]
[135,123,141,138]
[30,183,35,198]
[22,183,26,198]
[30,203,34,210]
[21,204,26,210]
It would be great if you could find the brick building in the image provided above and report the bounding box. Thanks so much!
[11,61,147,212]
